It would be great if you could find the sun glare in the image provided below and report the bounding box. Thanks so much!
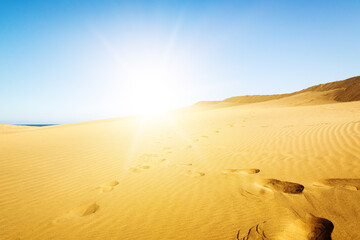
[125,60,181,116]
[95,26,191,117]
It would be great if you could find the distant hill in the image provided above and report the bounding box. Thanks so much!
[195,76,360,107]
[297,76,360,102]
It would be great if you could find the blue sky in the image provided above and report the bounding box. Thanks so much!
[1,0,359,123]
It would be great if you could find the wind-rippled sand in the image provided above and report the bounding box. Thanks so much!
[1,85,360,239]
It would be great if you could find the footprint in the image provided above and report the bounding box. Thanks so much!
[53,203,99,223]
[235,215,333,240]
[315,178,360,191]
[305,214,334,240]
[260,179,304,194]
[129,167,141,173]
[187,170,205,177]
[141,153,160,158]
[201,135,208,138]
[96,180,119,193]
[178,163,193,166]
[140,165,151,169]
[71,203,100,217]
[214,130,220,133]
[223,168,260,175]
[129,165,150,173]
[235,222,268,240]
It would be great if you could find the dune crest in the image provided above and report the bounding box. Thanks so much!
[194,76,360,108]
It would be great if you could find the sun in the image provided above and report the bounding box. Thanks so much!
[98,30,190,117]
[125,60,181,116]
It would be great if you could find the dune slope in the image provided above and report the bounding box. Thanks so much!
[195,76,360,107]
[1,80,360,240]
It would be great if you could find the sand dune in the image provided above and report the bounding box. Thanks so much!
[298,76,360,102]
[1,77,360,239]
[194,76,360,108]
[0,124,36,134]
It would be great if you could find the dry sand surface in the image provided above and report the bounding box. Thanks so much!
[1,78,360,239]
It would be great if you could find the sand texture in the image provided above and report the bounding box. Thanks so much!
[1,78,360,239]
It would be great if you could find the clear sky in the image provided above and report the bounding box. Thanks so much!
[1,0,359,124]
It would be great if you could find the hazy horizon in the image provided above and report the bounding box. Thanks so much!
[1,0,360,124]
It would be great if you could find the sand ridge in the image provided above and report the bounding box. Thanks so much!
[194,76,360,108]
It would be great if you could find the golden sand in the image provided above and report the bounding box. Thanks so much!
[1,78,360,239]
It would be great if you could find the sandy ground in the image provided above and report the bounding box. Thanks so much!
[1,93,360,239]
